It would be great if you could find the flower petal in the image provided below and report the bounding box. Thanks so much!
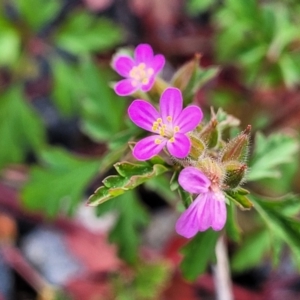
[178,167,210,194]
[141,76,155,92]
[197,192,226,231]
[128,100,160,131]
[112,55,135,77]
[114,79,138,96]
[210,192,227,231]
[197,193,213,231]
[166,132,191,158]
[160,88,183,124]
[175,105,203,133]
[175,196,203,238]
[134,44,153,64]
[133,135,166,161]
[151,54,165,73]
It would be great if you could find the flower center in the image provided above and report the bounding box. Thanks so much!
[129,63,154,87]
[152,116,180,144]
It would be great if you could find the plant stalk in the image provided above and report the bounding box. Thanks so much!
[213,235,233,300]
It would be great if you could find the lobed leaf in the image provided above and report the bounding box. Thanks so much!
[248,132,299,181]
[180,230,219,281]
[88,161,170,206]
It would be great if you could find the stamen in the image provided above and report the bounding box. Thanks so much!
[169,137,175,143]
[174,126,180,133]
[138,63,146,69]
[142,78,149,84]
[155,138,162,144]
[167,116,172,122]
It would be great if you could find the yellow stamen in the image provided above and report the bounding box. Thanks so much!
[138,63,146,69]
[174,126,180,133]
[167,116,172,122]
[169,137,175,143]
[155,138,162,144]
[142,78,149,84]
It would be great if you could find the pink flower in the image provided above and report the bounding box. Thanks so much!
[128,87,203,160]
[176,167,227,238]
[112,44,165,96]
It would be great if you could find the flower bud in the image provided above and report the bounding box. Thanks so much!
[220,125,251,162]
[199,118,219,148]
[188,134,206,160]
[223,161,247,189]
[171,53,200,91]
[195,157,225,186]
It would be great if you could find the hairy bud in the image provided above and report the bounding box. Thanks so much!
[220,125,251,162]
[223,161,247,189]
[199,118,219,148]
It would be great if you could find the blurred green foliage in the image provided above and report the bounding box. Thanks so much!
[0,0,300,289]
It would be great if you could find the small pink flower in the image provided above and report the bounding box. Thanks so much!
[176,167,227,238]
[128,87,203,160]
[112,44,165,96]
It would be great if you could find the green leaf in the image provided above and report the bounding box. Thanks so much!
[226,190,253,210]
[134,261,171,299]
[112,260,170,300]
[79,58,127,142]
[248,132,299,181]
[186,0,218,15]
[21,147,101,217]
[184,65,220,103]
[251,195,300,267]
[0,87,45,168]
[180,230,219,280]
[0,21,20,67]
[51,58,80,116]
[279,54,300,89]
[109,191,149,264]
[144,175,178,205]
[88,161,169,206]
[231,229,270,272]
[54,12,123,55]
[225,202,241,242]
[15,0,61,30]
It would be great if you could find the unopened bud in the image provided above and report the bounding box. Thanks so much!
[199,118,219,148]
[171,53,200,91]
[223,161,247,189]
[188,135,206,160]
[220,125,251,162]
[151,77,170,96]
[196,157,225,186]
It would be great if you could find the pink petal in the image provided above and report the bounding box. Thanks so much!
[209,192,227,231]
[128,100,160,132]
[178,167,210,194]
[112,55,135,77]
[175,105,203,133]
[134,44,153,64]
[151,54,165,73]
[166,132,191,158]
[198,192,226,231]
[198,193,213,231]
[160,88,183,124]
[133,135,167,160]
[141,76,155,92]
[175,196,202,238]
[114,79,138,96]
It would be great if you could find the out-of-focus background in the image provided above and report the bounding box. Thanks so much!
[1,0,300,299]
